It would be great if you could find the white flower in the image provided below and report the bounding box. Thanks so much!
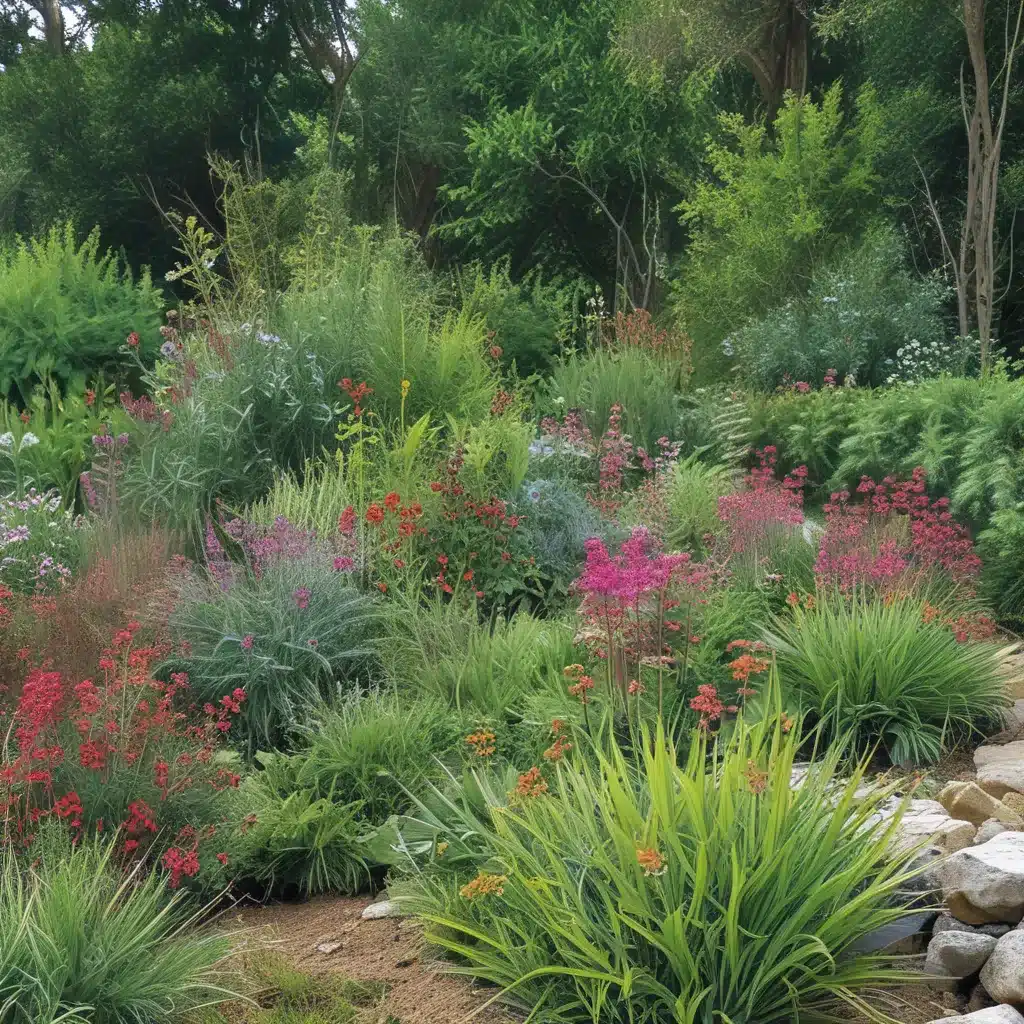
[19,432,39,449]
[0,433,13,450]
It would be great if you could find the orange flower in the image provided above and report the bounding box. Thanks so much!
[744,759,768,794]
[728,653,770,682]
[512,766,548,801]
[465,729,496,757]
[568,676,595,704]
[543,735,572,762]
[636,846,666,877]
[460,871,507,900]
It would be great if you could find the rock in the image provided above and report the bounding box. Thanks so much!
[990,700,1024,743]
[980,931,1024,1003]
[941,833,1024,924]
[976,820,1011,845]
[927,1009,1024,1024]
[940,782,1009,827]
[893,800,978,855]
[975,742,1024,800]
[925,932,998,988]
[932,913,1013,939]
[316,941,342,954]
[1003,792,1024,817]
[361,900,404,920]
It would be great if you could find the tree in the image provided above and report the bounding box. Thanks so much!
[617,0,820,117]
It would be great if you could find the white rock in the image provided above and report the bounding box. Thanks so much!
[927,1010,1024,1024]
[361,900,404,920]
[980,931,1024,1004]
[894,801,978,856]
[925,931,997,985]
[942,833,1024,925]
[975,820,1011,845]
[975,741,1024,799]
[316,941,342,954]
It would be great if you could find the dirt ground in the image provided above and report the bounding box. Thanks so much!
[225,894,514,1024]
[224,895,959,1024]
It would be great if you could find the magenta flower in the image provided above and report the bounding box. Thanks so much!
[292,586,311,610]
[240,634,254,650]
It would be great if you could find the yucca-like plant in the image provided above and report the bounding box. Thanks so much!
[764,593,1011,764]
[0,832,235,1023]
[397,688,926,1024]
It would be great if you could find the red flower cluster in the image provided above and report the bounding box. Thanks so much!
[338,378,373,417]
[0,621,245,885]
[717,447,806,555]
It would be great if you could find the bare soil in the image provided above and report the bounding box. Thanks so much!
[225,894,514,1024]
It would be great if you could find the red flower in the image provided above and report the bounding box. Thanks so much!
[366,504,385,525]
[463,569,474,582]
[126,331,140,348]
[338,506,356,535]
[384,492,401,511]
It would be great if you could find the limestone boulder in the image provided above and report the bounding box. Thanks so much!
[974,741,1024,800]
[927,1008,1024,1024]
[976,820,1012,845]
[979,931,1024,1004]
[941,833,1024,925]
[939,782,1010,827]
[925,931,997,988]
[894,800,978,856]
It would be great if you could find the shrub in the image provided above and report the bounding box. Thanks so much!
[540,347,681,453]
[397,701,925,1023]
[0,223,162,401]
[168,521,380,753]
[295,693,463,824]
[455,257,577,376]
[385,597,577,717]
[520,478,601,595]
[674,83,882,357]
[729,223,950,390]
[663,453,733,554]
[0,833,234,1023]
[0,378,129,503]
[764,594,1010,764]
[226,751,373,897]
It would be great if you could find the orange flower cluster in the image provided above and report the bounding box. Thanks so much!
[512,766,548,801]
[744,759,768,794]
[563,664,595,705]
[636,846,666,876]
[460,871,507,900]
[465,728,496,758]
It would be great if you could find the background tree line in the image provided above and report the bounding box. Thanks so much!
[2,0,1024,372]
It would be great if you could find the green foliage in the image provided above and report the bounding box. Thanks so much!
[0,224,162,401]
[675,83,884,354]
[398,701,925,1023]
[731,223,951,390]
[764,594,1010,764]
[227,753,373,897]
[295,693,464,825]
[456,258,579,376]
[0,489,82,594]
[541,347,681,451]
[384,599,576,717]
[663,453,732,554]
[202,954,385,1024]
[0,832,234,1023]
[168,552,380,754]
[0,378,129,504]
[282,228,497,427]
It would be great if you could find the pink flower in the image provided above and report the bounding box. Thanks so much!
[240,634,254,650]
[292,587,311,610]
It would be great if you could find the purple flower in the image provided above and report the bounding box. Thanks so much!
[293,586,311,610]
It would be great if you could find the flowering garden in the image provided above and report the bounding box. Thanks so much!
[3,220,1024,1024]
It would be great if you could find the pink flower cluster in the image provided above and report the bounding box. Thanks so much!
[579,528,694,601]
[814,468,982,592]
[717,447,806,553]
